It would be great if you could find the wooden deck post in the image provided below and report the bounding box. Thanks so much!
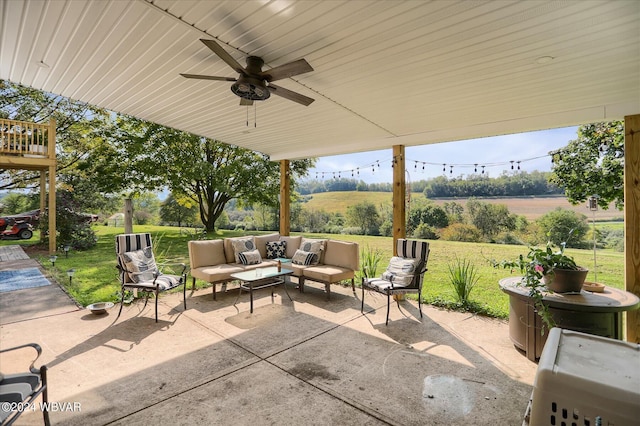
[624,114,640,343]
[47,119,56,254]
[279,160,291,236]
[392,145,406,255]
[39,172,46,245]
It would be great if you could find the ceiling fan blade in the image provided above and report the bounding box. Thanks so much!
[180,73,237,82]
[261,59,314,82]
[200,39,246,74]
[239,98,253,106]
[268,84,314,106]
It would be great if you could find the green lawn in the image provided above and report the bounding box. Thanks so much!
[2,225,624,318]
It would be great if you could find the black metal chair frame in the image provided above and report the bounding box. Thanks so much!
[0,343,50,426]
[115,234,187,323]
[361,240,430,325]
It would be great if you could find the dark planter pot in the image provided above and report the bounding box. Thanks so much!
[544,267,588,293]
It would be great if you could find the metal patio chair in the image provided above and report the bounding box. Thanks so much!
[0,343,50,425]
[115,233,187,322]
[361,239,430,325]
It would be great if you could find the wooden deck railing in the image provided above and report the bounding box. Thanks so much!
[0,118,51,157]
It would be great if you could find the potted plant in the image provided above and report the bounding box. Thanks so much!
[496,241,588,329]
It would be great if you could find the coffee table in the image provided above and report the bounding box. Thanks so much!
[231,266,294,313]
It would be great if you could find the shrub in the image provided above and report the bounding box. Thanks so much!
[39,191,97,251]
[440,223,482,242]
[379,220,393,237]
[447,257,479,306]
[357,245,384,281]
[413,223,438,240]
[324,225,343,235]
[342,226,363,235]
[603,229,624,252]
[536,208,588,248]
[494,232,523,245]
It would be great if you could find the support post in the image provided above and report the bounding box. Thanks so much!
[47,119,56,254]
[39,172,46,245]
[392,145,406,255]
[279,160,291,236]
[124,198,133,234]
[624,114,640,343]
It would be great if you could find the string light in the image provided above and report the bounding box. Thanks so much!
[310,154,550,179]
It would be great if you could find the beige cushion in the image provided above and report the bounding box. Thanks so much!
[190,264,244,283]
[323,240,359,271]
[279,235,302,258]
[223,236,256,263]
[254,233,280,258]
[303,265,354,283]
[288,263,308,277]
[188,240,226,269]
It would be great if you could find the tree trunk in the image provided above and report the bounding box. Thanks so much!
[124,198,133,234]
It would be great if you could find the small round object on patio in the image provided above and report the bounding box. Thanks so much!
[86,302,115,315]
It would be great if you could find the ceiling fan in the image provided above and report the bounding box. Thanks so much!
[181,39,315,106]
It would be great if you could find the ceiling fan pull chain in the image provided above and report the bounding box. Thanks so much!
[254,103,257,128]
[246,105,249,127]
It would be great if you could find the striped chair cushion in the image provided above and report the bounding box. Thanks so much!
[396,239,430,261]
[132,274,183,291]
[116,234,154,283]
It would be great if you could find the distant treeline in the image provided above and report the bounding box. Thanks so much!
[298,171,563,198]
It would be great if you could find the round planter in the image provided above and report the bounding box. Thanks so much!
[545,267,588,293]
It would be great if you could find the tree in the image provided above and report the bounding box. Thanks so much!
[39,190,97,250]
[0,81,112,197]
[443,201,464,223]
[0,193,38,215]
[536,208,589,248]
[92,117,314,232]
[408,204,448,232]
[466,199,516,240]
[550,121,624,210]
[160,193,198,226]
[345,201,381,235]
[252,203,276,231]
[300,208,330,233]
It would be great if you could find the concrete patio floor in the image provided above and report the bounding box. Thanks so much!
[1,255,538,425]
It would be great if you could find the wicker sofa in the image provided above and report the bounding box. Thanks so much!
[188,233,359,300]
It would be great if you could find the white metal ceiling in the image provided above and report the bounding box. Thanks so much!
[1,0,638,160]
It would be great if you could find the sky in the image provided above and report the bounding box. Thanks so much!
[306,126,580,184]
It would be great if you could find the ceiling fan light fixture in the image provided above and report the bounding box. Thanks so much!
[231,75,270,101]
